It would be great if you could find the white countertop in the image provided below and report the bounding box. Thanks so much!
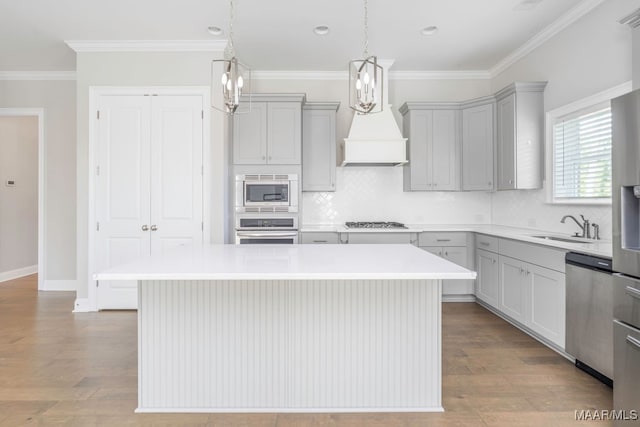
[94,243,477,281]
[300,224,612,258]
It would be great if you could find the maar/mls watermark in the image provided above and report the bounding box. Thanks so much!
[575,409,639,421]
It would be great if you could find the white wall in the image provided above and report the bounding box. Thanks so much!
[0,116,38,275]
[0,80,76,280]
[634,25,640,90]
[253,78,494,225]
[489,0,637,240]
[75,51,225,300]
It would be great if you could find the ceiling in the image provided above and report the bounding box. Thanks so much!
[0,0,589,72]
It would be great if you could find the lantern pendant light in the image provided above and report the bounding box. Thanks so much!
[349,0,383,115]
[211,0,251,115]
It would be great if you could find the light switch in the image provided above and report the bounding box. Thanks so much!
[5,180,15,187]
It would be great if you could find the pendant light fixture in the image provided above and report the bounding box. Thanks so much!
[349,0,383,115]
[211,0,251,115]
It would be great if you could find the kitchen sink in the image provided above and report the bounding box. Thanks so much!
[530,235,594,244]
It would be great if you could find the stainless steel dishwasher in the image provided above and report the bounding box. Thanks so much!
[565,252,614,386]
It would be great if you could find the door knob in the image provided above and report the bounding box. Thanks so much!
[141,225,149,231]
[150,225,158,231]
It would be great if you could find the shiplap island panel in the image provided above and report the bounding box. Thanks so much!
[95,244,475,413]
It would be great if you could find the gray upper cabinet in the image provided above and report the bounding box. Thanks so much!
[233,102,268,164]
[400,103,460,192]
[232,94,305,165]
[462,98,495,191]
[302,102,339,192]
[495,82,547,190]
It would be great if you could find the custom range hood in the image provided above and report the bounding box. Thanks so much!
[342,60,408,166]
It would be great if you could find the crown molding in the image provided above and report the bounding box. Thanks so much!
[65,40,227,52]
[390,70,491,80]
[0,71,76,81]
[619,8,640,28]
[489,0,607,78]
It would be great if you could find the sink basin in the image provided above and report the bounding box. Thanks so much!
[530,235,594,244]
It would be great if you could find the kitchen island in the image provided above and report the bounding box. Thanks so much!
[95,244,475,413]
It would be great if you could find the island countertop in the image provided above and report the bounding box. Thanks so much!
[94,243,476,282]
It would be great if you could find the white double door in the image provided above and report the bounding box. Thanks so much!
[95,94,204,309]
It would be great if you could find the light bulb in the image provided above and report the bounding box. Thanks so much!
[221,72,228,85]
[356,79,362,90]
[237,75,244,88]
[370,78,375,89]
[363,72,370,85]
[226,80,232,91]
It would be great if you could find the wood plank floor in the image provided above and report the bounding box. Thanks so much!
[0,275,612,426]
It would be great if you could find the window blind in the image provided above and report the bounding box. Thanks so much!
[553,106,612,199]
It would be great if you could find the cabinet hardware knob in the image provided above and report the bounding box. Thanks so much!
[509,179,513,184]
[492,259,496,264]
[262,156,266,160]
[150,225,158,231]
[488,181,492,186]
[268,156,272,160]
[141,225,149,231]
[444,251,449,256]
[526,270,530,276]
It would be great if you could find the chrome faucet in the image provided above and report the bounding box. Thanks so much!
[561,214,591,239]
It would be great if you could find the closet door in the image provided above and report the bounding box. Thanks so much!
[149,95,204,254]
[95,95,151,310]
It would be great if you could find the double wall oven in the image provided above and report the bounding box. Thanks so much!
[234,174,299,244]
[612,90,640,423]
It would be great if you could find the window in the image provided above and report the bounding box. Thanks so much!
[552,103,612,201]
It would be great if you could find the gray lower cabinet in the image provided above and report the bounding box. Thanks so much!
[300,232,339,244]
[399,104,460,191]
[232,94,305,165]
[419,232,473,298]
[462,100,495,191]
[476,248,499,307]
[302,102,339,192]
[495,82,546,190]
[477,236,566,349]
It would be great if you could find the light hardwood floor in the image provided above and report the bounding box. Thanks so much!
[0,275,612,426]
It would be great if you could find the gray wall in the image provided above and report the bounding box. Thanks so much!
[0,116,38,274]
[634,24,640,90]
[75,51,226,300]
[0,80,76,280]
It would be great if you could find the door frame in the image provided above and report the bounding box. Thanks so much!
[0,108,45,290]
[87,86,211,311]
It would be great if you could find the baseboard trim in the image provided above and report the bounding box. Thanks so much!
[42,279,77,291]
[73,298,94,312]
[443,294,476,303]
[0,265,37,283]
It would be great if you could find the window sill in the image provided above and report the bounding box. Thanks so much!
[547,198,611,206]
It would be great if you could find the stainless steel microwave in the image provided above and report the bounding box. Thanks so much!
[235,174,298,213]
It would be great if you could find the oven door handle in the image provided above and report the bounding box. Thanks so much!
[236,232,298,238]
[626,286,640,300]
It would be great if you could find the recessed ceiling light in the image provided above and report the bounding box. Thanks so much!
[314,25,330,36]
[207,26,223,36]
[421,26,439,36]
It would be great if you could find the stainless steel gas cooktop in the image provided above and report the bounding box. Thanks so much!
[345,221,407,229]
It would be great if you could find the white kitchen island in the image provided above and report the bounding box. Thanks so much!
[95,244,475,413]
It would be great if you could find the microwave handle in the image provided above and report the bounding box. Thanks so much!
[236,232,298,238]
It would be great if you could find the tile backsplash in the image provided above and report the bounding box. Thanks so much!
[302,167,492,225]
[302,167,613,241]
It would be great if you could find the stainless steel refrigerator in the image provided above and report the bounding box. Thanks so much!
[612,89,640,425]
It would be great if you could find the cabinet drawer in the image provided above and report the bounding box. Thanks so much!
[476,234,499,253]
[347,232,413,244]
[419,232,467,247]
[499,238,566,273]
[301,232,339,244]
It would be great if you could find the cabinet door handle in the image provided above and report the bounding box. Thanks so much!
[436,239,451,242]
[438,251,442,256]
[480,242,490,246]
[262,156,266,160]
[141,225,149,231]
[626,335,640,350]
[312,240,328,243]
[525,270,530,276]
[444,251,449,257]
[509,179,513,184]
[492,259,496,264]
[150,225,158,231]
[519,268,524,274]
[625,286,640,300]
[488,181,492,186]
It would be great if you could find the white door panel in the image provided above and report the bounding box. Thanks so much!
[150,95,203,254]
[96,95,151,310]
